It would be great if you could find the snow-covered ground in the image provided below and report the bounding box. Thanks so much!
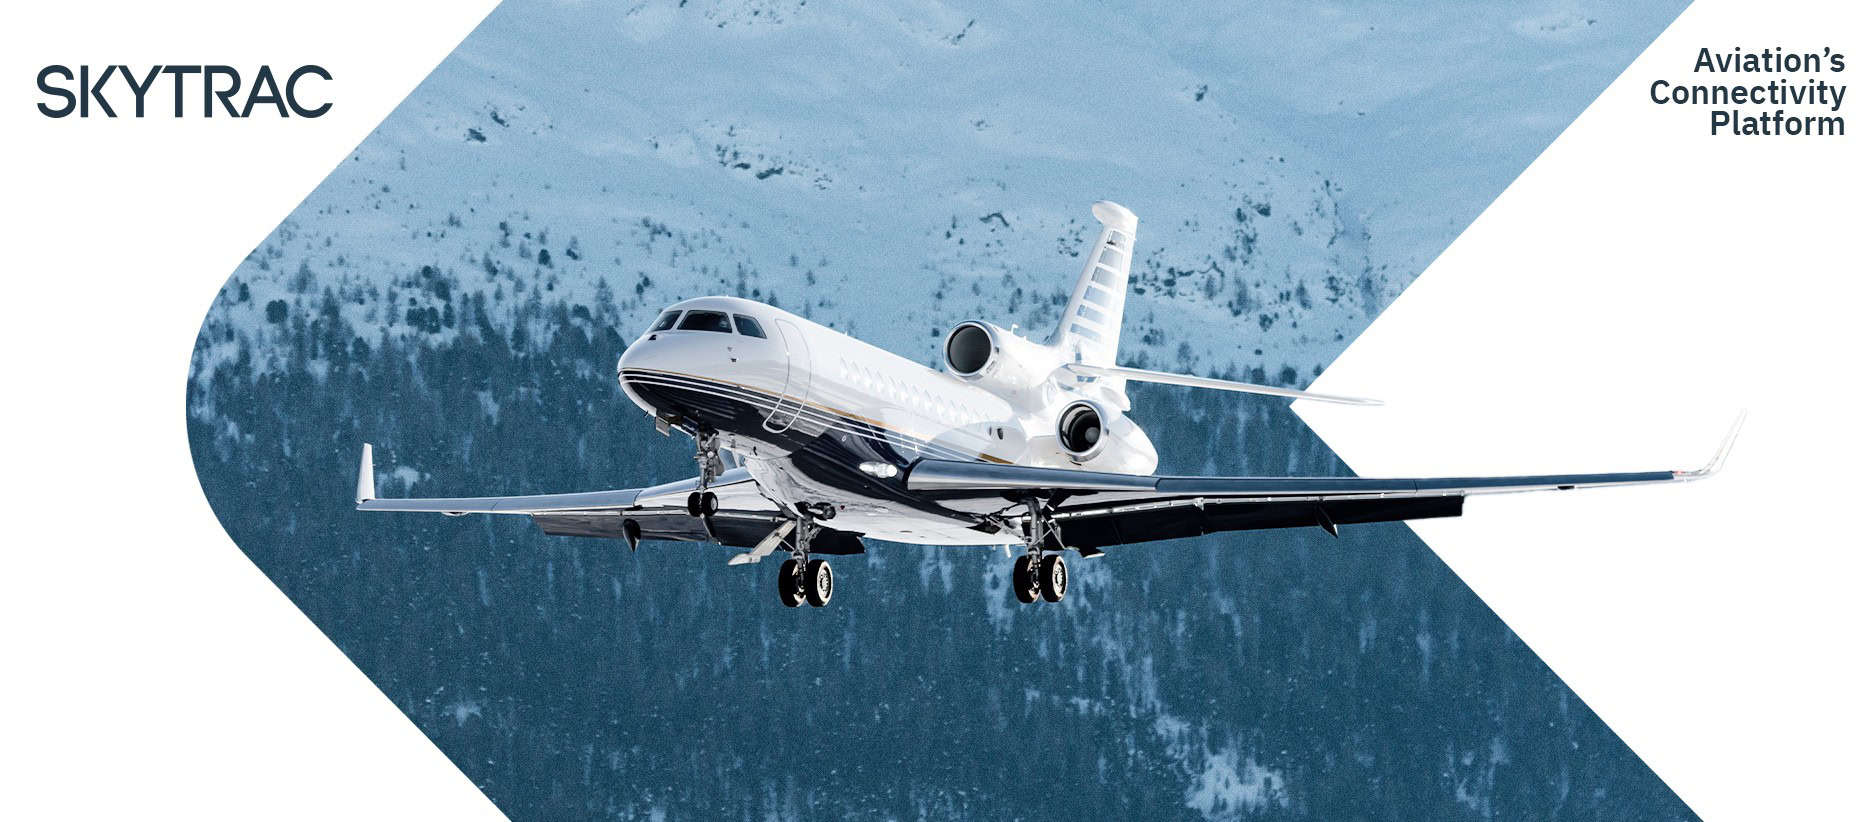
[196,0,1683,389]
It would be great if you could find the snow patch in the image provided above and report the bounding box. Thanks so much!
[1185,745,1290,818]
[446,699,483,726]
[382,465,424,490]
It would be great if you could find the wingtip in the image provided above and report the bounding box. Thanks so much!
[1709,410,1747,472]
[1305,391,1384,407]
[1676,411,1746,480]
[356,443,376,505]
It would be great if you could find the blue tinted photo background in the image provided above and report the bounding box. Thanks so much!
[187,1,1693,817]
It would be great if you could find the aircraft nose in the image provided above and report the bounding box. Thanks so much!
[617,331,671,379]
[617,339,648,374]
[615,339,664,418]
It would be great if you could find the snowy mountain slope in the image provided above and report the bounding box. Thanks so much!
[196,0,1680,396]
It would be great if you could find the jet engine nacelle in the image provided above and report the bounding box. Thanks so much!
[943,321,1058,398]
[1051,399,1158,474]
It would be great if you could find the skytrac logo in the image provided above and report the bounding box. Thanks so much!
[36,65,332,118]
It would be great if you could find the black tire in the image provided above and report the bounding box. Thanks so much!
[778,558,804,607]
[699,492,719,517]
[804,559,834,607]
[1039,555,1068,602]
[1013,555,1038,604]
[803,559,834,607]
[686,492,703,518]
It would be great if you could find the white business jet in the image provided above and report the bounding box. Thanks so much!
[358,202,1738,608]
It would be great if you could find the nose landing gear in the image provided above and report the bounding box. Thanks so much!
[686,425,726,520]
[694,426,725,488]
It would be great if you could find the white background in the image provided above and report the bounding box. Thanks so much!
[1,2,504,818]
[1298,0,1870,818]
[1,0,1865,819]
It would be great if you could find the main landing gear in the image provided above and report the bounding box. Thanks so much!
[679,424,836,609]
[1011,498,1070,605]
[776,514,833,608]
[1013,554,1068,604]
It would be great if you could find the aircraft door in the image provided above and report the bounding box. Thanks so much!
[763,318,814,433]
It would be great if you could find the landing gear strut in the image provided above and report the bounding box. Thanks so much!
[777,515,833,608]
[694,426,725,487]
[685,426,725,519]
[1011,498,1069,604]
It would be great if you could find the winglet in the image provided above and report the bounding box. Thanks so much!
[356,443,376,504]
[1675,411,1746,481]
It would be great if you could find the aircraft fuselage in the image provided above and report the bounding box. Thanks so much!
[616,295,1149,545]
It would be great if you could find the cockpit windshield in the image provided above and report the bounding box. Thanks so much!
[733,314,767,338]
[648,310,681,333]
[676,310,733,333]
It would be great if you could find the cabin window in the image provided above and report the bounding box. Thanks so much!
[677,310,732,333]
[733,314,767,338]
[1098,248,1121,267]
[1090,266,1118,288]
[1083,287,1112,308]
[648,310,681,333]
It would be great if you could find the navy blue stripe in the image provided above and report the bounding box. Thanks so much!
[621,369,982,462]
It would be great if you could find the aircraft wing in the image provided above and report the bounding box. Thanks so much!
[353,443,795,549]
[906,415,1743,550]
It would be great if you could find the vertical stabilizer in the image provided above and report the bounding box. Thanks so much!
[1053,201,1136,367]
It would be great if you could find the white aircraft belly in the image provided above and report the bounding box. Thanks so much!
[842,510,1006,546]
[740,454,1007,547]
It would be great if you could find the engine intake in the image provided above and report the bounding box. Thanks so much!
[941,321,1055,395]
[945,322,994,376]
[1057,401,1105,460]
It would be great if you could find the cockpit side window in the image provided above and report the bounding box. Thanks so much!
[676,310,732,333]
[733,315,767,338]
[649,310,682,333]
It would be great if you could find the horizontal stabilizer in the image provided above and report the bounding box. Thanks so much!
[1062,363,1381,406]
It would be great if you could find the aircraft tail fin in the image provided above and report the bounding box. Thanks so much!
[1052,201,1136,368]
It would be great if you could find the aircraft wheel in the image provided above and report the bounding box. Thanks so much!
[1012,555,1038,604]
[778,558,805,607]
[686,492,703,518]
[804,559,834,607]
[1039,555,1068,603]
[699,491,719,516]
